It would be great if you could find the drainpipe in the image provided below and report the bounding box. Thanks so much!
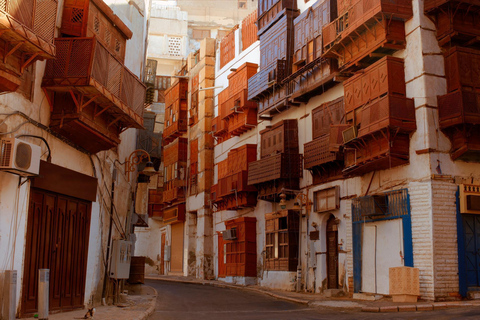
[102,168,116,303]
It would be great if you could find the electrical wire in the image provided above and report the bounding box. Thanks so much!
[16,134,52,162]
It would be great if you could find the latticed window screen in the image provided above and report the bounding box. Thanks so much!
[33,0,57,44]
[168,37,182,56]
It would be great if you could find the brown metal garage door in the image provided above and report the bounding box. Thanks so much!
[22,188,91,315]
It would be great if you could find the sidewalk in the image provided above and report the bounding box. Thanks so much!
[145,274,480,313]
[23,285,157,320]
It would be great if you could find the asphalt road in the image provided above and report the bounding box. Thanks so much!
[147,279,480,320]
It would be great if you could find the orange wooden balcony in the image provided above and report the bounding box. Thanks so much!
[446,125,480,161]
[0,0,57,92]
[428,5,480,47]
[42,37,145,153]
[163,203,185,224]
[218,171,257,209]
[343,130,410,176]
[439,90,480,129]
[439,47,480,130]
[424,0,480,13]
[221,89,257,136]
[163,79,188,144]
[148,189,163,220]
[304,129,347,170]
[322,0,412,70]
[163,179,187,203]
[257,0,297,36]
[163,137,188,166]
[358,94,416,137]
[248,153,303,200]
[212,116,228,137]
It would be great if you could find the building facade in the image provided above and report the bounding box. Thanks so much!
[0,0,148,317]
[136,0,480,302]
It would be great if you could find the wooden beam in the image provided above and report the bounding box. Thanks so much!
[4,41,24,63]
[20,52,40,73]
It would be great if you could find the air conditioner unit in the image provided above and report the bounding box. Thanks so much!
[360,195,388,217]
[342,126,358,144]
[0,138,41,176]
[222,228,237,241]
[460,184,480,214]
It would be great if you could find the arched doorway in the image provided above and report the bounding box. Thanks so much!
[326,215,339,289]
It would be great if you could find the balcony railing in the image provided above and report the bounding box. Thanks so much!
[343,131,410,176]
[248,153,303,185]
[438,89,480,129]
[43,37,145,129]
[248,60,287,101]
[0,0,57,56]
[218,171,256,198]
[322,0,411,70]
[304,134,345,170]
[163,179,187,203]
[358,95,416,137]
[424,0,479,12]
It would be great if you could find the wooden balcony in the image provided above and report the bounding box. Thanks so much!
[163,179,187,204]
[248,153,303,200]
[0,0,57,92]
[443,47,480,94]
[344,57,407,113]
[304,132,346,170]
[446,125,480,161]
[260,119,299,159]
[163,203,185,225]
[304,125,347,184]
[358,94,416,137]
[343,129,410,176]
[424,0,480,13]
[42,37,145,153]
[248,59,287,101]
[221,89,257,136]
[148,189,163,220]
[257,1,297,36]
[163,79,188,144]
[428,4,480,47]
[322,0,411,71]
[284,58,340,102]
[439,89,480,129]
[218,171,257,210]
[163,137,188,165]
[212,116,228,139]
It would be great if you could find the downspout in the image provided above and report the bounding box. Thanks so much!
[102,168,116,303]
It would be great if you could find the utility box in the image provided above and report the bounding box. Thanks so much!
[110,240,132,279]
[164,245,171,262]
[2,270,17,320]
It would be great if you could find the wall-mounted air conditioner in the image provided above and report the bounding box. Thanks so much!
[0,138,41,176]
[222,228,237,241]
[342,126,358,144]
[360,195,388,217]
[460,184,480,214]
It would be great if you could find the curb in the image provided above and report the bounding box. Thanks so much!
[361,302,480,313]
[137,285,158,320]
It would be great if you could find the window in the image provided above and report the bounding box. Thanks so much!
[314,186,340,213]
[307,40,314,63]
[265,210,299,271]
[238,0,247,9]
[168,37,182,56]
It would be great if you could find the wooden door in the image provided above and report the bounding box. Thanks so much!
[22,188,91,315]
[326,215,338,289]
[170,222,184,274]
[161,233,166,275]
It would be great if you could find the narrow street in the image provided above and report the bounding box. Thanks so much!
[147,280,480,320]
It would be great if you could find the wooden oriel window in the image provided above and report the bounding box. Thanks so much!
[265,210,299,271]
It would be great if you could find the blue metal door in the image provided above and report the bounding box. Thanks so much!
[463,214,480,287]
